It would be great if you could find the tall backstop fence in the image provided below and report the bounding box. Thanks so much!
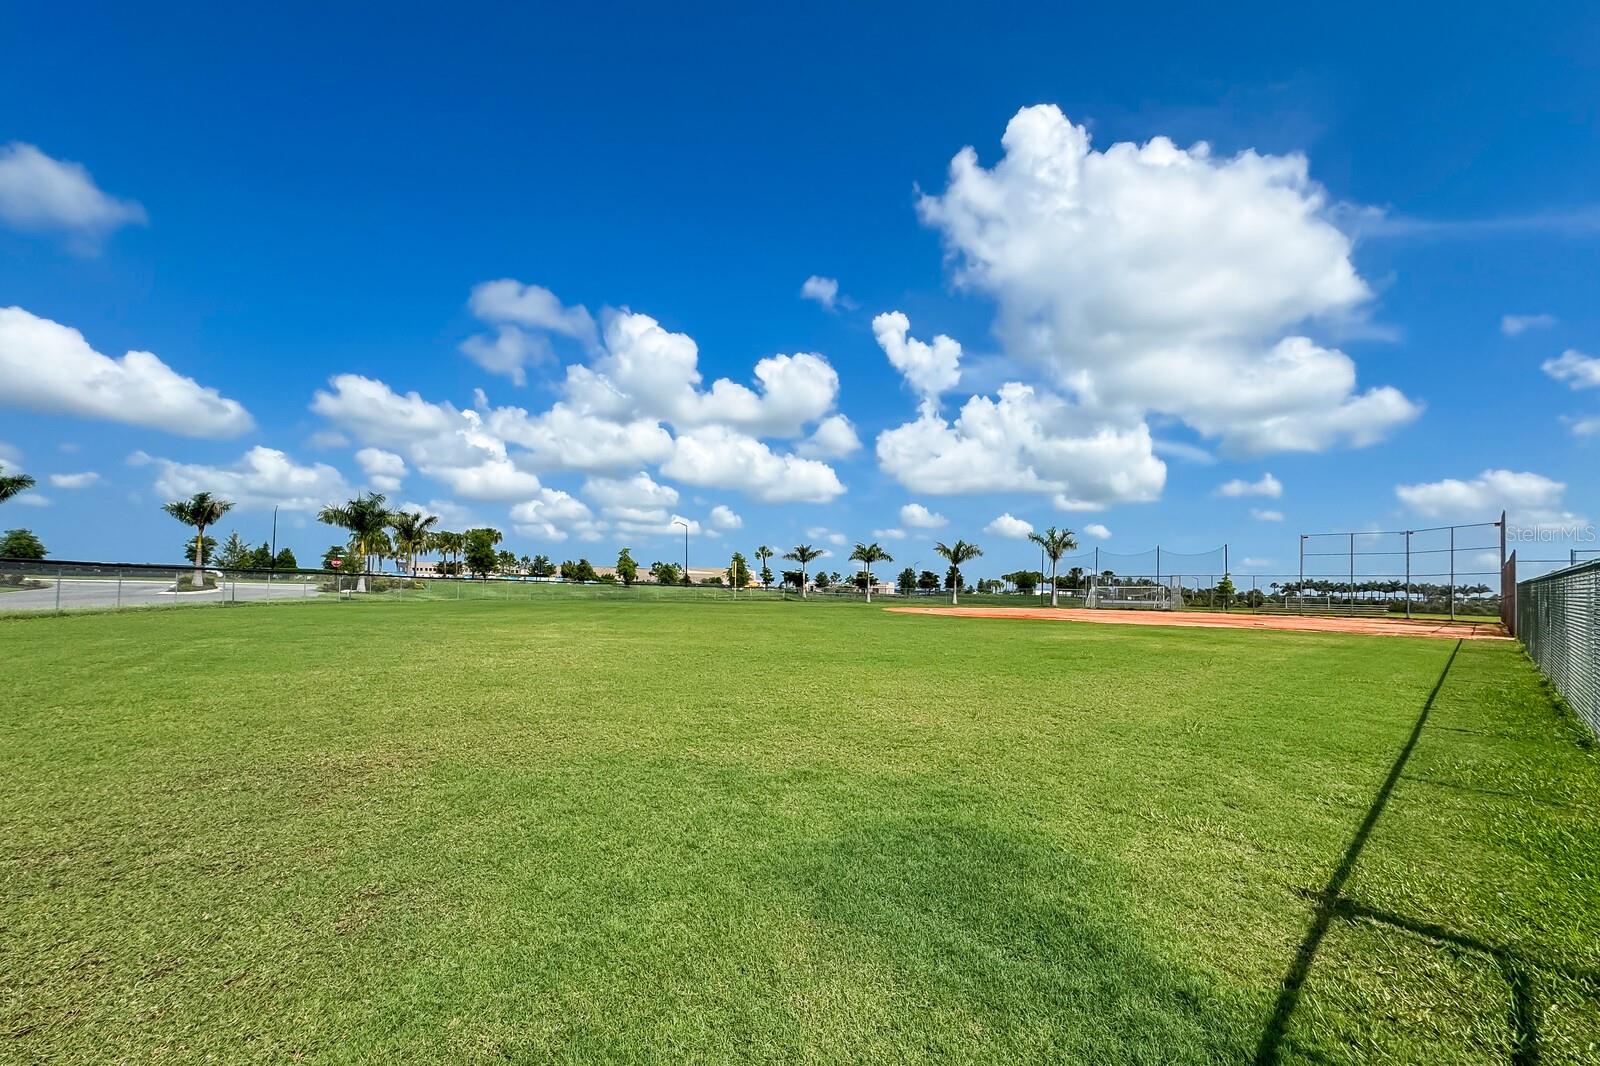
[1516,558,1600,736]
[1298,518,1504,621]
[1025,545,1231,611]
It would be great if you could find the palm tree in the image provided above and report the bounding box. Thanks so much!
[389,509,439,576]
[436,530,463,576]
[849,542,894,603]
[318,492,392,592]
[162,492,235,585]
[1027,526,1078,608]
[755,544,774,589]
[782,544,825,598]
[0,464,36,504]
[933,539,983,606]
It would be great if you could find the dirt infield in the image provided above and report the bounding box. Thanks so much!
[883,606,1510,640]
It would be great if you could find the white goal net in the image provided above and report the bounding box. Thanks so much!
[1085,581,1179,610]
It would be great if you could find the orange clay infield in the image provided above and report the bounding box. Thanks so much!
[882,605,1511,641]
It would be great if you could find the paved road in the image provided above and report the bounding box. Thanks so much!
[0,578,324,613]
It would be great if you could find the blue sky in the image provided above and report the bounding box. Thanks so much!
[1,3,1597,581]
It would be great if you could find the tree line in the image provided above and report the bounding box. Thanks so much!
[32,476,1464,612]
[1,472,1096,609]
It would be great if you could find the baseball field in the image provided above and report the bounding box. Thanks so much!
[3,598,1596,1063]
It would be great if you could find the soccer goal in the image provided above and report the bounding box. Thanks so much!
[1085,581,1179,610]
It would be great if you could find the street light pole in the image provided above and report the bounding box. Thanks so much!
[673,518,690,587]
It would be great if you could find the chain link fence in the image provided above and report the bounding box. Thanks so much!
[1516,558,1599,736]
[0,557,801,615]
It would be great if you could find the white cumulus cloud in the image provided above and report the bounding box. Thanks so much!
[985,513,1033,539]
[354,447,407,492]
[663,426,844,503]
[460,280,598,384]
[583,471,680,517]
[459,327,554,386]
[510,488,605,542]
[873,311,962,400]
[314,299,848,505]
[800,275,844,310]
[0,143,145,247]
[1217,472,1283,498]
[0,307,252,437]
[709,504,742,530]
[1396,469,1585,532]
[1543,350,1600,390]
[469,279,599,344]
[134,446,349,511]
[1251,509,1285,522]
[900,503,948,529]
[796,414,861,459]
[1083,522,1111,539]
[49,471,100,489]
[916,104,1418,455]
[805,526,847,547]
[877,383,1165,507]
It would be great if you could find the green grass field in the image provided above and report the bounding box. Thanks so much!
[3,599,1597,1063]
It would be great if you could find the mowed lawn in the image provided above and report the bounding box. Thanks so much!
[2,600,1598,1064]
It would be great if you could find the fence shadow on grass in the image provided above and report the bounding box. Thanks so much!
[1253,640,1463,1065]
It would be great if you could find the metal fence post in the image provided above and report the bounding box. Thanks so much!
[1404,530,1412,620]
[1450,526,1456,621]
[116,575,122,609]
[55,566,62,612]
[1348,533,1355,609]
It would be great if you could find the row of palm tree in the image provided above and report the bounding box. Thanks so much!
[152,485,1073,608]
[155,490,445,591]
[315,492,395,592]
[768,529,1077,607]
[771,537,994,605]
